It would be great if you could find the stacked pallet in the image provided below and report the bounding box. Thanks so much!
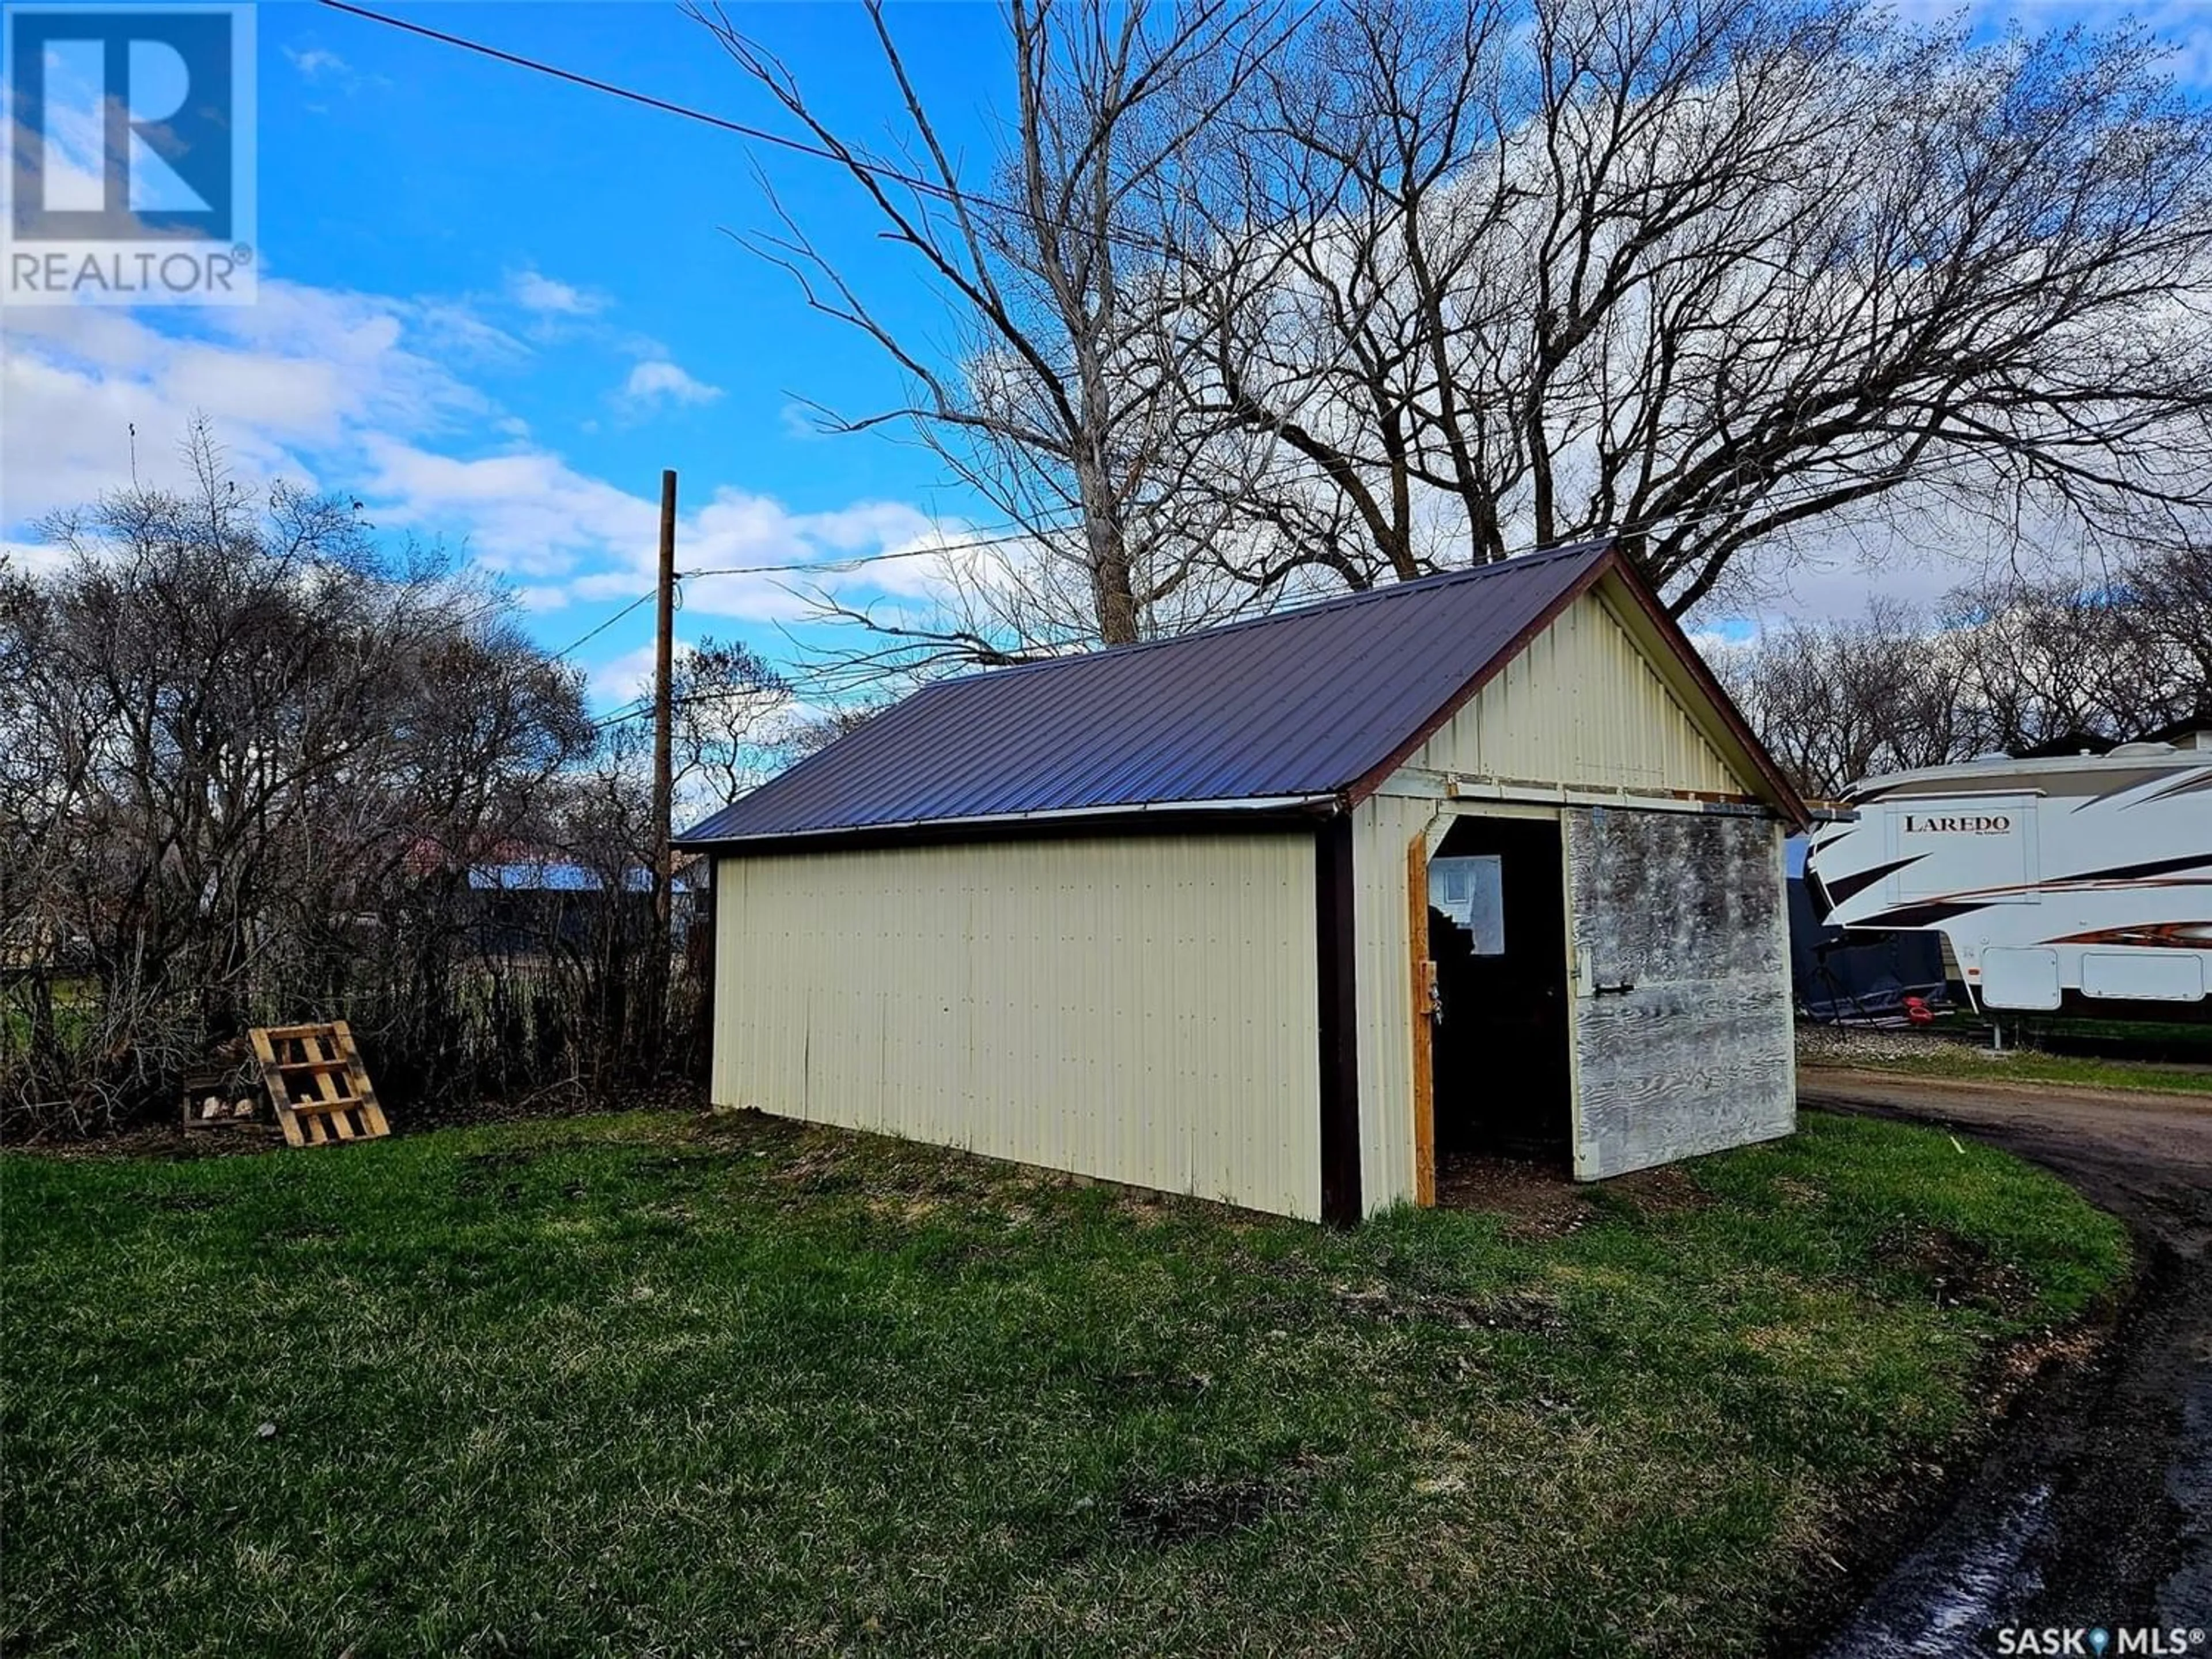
[249,1021,391,1147]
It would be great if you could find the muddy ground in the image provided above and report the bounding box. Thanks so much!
[1801,1068,2212,1653]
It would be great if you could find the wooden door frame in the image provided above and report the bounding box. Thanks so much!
[1408,832,1437,1206]
[1410,803,1578,1205]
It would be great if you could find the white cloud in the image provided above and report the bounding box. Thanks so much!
[513,584,571,613]
[509,270,607,318]
[619,358,722,411]
[1,539,70,578]
[1,273,975,649]
[284,47,350,81]
[583,641,661,710]
[279,43,388,99]
[357,438,661,578]
[0,282,490,522]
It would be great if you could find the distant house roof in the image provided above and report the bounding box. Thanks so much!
[679,540,1804,849]
[465,858,694,893]
[468,859,652,893]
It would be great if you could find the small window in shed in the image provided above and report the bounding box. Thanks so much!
[1430,856,1505,956]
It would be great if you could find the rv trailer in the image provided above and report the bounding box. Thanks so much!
[1804,736,2212,1013]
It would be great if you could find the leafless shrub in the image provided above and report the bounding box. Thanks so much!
[0,426,702,1139]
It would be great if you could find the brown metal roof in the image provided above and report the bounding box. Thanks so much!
[677,540,1798,847]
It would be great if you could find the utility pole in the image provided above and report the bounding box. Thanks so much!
[651,469,677,992]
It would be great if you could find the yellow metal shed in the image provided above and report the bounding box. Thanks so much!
[679,541,1807,1223]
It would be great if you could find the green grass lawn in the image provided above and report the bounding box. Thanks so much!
[2,1108,2128,1657]
[1806,1040,2212,1096]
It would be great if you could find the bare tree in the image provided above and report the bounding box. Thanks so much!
[694,0,1294,676]
[668,635,794,810]
[1711,597,1964,796]
[1180,0,2212,612]
[715,0,2212,665]
[1939,563,2207,755]
[1719,543,2212,796]
[2128,540,2212,726]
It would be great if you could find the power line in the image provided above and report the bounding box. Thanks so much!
[680,520,1088,582]
[591,688,778,733]
[313,0,1183,260]
[550,589,657,660]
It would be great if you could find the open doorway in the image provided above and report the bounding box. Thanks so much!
[1423,813,1573,1171]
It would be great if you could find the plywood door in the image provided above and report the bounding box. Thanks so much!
[1563,809,1794,1179]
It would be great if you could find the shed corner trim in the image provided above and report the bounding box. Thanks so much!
[1315,812,1362,1226]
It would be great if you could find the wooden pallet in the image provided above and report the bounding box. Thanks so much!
[249,1021,390,1147]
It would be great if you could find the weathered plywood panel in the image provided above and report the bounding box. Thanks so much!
[1565,809,1794,1177]
[1406,592,1746,796]
[713,832,1323,1219]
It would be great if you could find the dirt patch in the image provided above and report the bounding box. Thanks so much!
[687,1106,808,1152]
[866,1194,945,1225]
[1114,1475,1301,1546]
[1434,1156,1594,1240]
[1878,1221,2040,1316]
[1605,1164,1714,1220]
[775,1150,859,1198]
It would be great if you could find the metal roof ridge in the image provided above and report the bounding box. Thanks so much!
[930,538,1616,688]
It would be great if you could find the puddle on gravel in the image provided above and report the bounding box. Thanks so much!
[1817,1483,2050,1657]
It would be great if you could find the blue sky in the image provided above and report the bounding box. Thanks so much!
[4,1,1036,709]
[5,0,2208,707]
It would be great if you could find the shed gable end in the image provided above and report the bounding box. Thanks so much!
[1399,591,1746,797]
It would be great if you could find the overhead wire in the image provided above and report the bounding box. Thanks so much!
[549,589,657,659]
[313,0,1186,260]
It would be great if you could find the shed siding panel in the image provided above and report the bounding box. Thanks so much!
[1407,593,1744,795]
[712,834,1322,1219]
[1564,809,1795,1176]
